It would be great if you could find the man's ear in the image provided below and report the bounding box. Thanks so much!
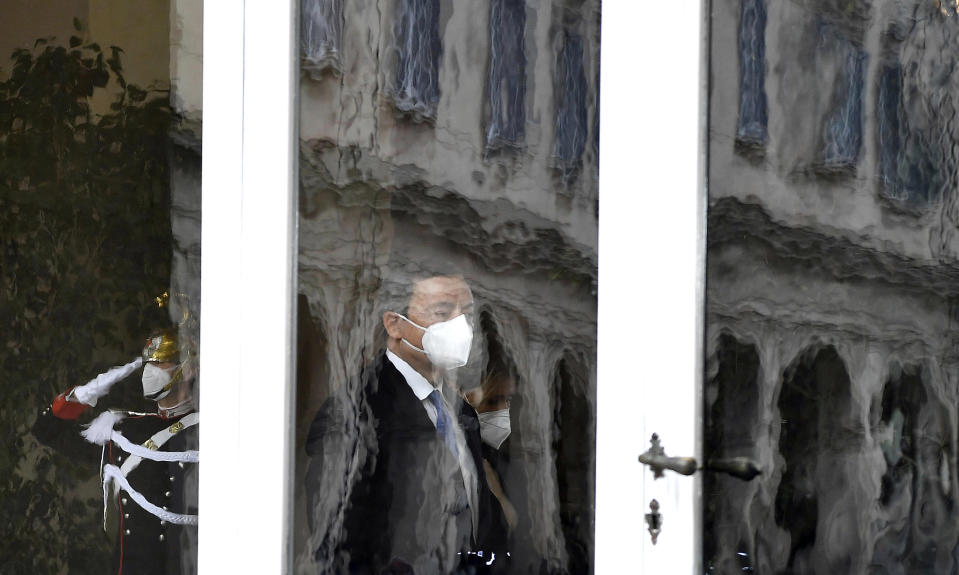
[383,311,403,338]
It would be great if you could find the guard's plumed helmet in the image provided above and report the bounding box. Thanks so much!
[142,329,179,363]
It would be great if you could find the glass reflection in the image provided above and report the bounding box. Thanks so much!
[706,0,959,572]
[293,1,599,573]
[1,4,202,573]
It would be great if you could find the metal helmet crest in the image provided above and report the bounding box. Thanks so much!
[142,329,179,363]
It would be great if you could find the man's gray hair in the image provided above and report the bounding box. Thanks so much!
[376,266,468,317]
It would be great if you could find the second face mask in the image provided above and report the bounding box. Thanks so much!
[478,408,511,449]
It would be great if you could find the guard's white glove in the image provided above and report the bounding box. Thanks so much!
[69,357,144,406]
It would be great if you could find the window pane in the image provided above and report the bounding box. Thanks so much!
[3,2,202,572]
[705,0,959,572]
[293,1,600,573]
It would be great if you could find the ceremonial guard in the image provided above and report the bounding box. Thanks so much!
[50,297,199,575]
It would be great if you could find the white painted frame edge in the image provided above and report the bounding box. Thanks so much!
[596,1,704,573]
[695,0,713,572]
[199,1,297,573]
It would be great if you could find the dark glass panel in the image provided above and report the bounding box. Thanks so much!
[2,3,202,573]
[703,334,761,574]
[705,0,959,572]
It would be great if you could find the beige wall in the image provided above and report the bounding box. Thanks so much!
[88,0,171,114]
[0,0,202,122]
[0,0,173,115]
[0,0,89,78]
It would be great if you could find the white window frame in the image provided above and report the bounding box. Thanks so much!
[198,1,704,573]
[596,3,704,573]
[200,1,296,573]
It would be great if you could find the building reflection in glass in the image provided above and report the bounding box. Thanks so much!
[294,1,599,573]
[705,0,959,572]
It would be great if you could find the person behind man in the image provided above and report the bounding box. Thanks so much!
[305,273,492,573]
[466,367,518,568]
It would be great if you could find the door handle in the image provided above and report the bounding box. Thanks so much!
[705,456,762,481]
[638,434,697,477]
[638,433,761,481]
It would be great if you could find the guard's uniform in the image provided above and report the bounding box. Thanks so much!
[49,320,200,575]
[107,412,199,575]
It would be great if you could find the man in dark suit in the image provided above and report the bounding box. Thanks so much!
[306,274,491,574]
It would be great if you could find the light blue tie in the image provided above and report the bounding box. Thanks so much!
[427,390,459,459]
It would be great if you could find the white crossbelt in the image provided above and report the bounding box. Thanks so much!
[118,412,200,476]
[101,413,200,529]
[104,464,198,525]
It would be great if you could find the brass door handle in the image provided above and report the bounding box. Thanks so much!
[638,434,761,481]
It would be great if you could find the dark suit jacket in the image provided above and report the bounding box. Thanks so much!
[306,354,491,574]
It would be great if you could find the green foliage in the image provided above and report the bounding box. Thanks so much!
[0,22,176,574]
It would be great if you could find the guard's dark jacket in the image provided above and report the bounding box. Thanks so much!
[110,412,199,575]
[305,355,492,574]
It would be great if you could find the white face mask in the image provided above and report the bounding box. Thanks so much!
[478,409,511,449]
[142,363,178,401]
[399,313,474,370]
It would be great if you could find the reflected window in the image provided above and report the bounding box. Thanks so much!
[876,62,904,198]
[394,0,442,120]
[301,0,343,79]
[553,30,588,183]
[819,25,867,170]
[486,0,527,152]
[736,0,768,151]
[876,55,940,208]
